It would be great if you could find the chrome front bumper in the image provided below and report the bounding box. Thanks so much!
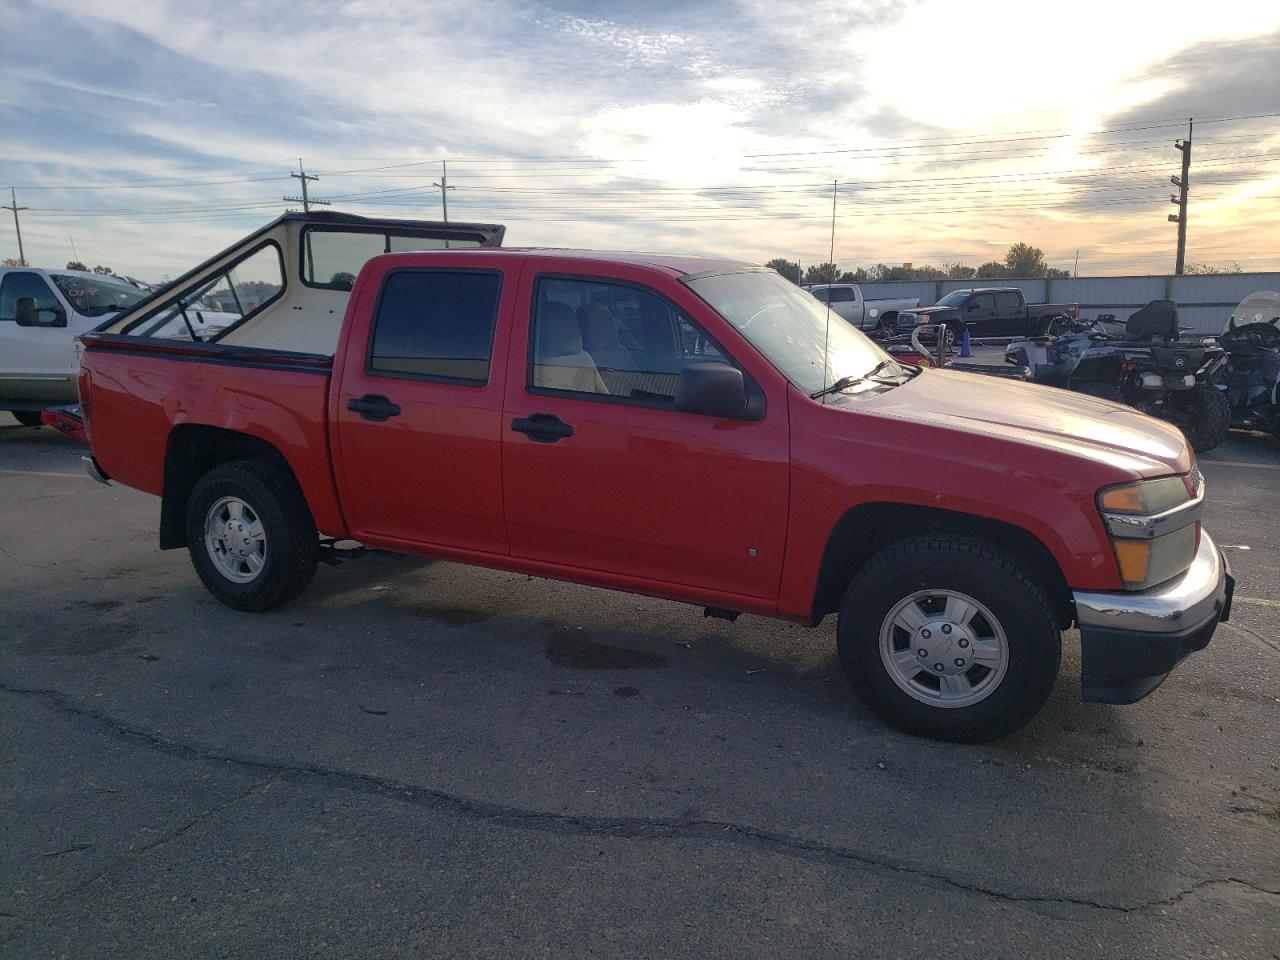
[1073,530,1232,703]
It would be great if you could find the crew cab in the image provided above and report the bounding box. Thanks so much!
[0,266,148,423]
[896,287,1078,341]
[78,242,1231,742]
[804,283,920,335]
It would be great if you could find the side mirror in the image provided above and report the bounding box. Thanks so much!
[14,297,67,328]
[674,362,749,419]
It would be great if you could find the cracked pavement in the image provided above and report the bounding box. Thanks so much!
[1,413,1278,958]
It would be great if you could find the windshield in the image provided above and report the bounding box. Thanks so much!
[936,290,971,307]
[686,270,900,396]
[50,273,147,317]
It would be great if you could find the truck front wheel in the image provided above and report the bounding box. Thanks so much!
[185,459,319,612]
[837,536,1060,742]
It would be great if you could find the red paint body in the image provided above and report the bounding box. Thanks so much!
[81,250,1195,621]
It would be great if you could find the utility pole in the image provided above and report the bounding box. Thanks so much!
[4,187,28,266]
[1169,118,1192,275]
[283,159,329,212]
[432,161,455,222]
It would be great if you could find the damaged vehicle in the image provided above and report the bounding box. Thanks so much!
[78,250,1231,743]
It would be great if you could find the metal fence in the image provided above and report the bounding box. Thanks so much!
[855,272,1280,334]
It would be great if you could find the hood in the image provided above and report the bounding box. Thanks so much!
[905,305,957,318]
[862,367,1191,477]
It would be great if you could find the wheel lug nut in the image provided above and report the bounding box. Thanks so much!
[942,624,952,634]
[917,648,928,658]
[958,639,969,648]
[921,629,931,639]
[934,663,944,672]
[955,658,965,667]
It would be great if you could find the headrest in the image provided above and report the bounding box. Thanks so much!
[577,303,620,349]
[539,301,582,357]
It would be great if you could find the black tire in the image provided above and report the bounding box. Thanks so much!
[877,314,898,338]
[1179,381,1230,452]
[185,459,318,612]
[837,536,1061,743]
[11,411,42,427]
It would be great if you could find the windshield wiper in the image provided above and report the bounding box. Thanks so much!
[809,359,904,399]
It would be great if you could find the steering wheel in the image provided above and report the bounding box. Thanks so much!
[741,302,786,330]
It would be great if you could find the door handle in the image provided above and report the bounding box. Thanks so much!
[511,412,574,443]
[347,394,401,422]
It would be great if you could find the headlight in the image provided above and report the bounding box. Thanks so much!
[1097,476,1202,590]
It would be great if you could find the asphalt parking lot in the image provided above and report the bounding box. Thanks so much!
[1,411,1277,959]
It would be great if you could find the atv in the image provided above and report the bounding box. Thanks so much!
[1218,291,1280,438]
[1005,299,1230,451]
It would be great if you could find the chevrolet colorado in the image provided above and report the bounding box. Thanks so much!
[78,243,1232,742]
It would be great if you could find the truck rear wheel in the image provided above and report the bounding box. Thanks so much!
[185,459,318,612]
[837,536,1060,742]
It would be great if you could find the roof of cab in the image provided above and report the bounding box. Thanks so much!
[383,247,759,278]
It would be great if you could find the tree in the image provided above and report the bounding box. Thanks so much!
[1004,243,1047,278]
[1185,261,1243,275]
[92,264,114,275]
[803,262,840,284]
[764,258,801,284]
[945,263,976,280]
[2,256,26,267]
[1045,267,1071,279]
[66,260,89,271]
[976,261,1009,279]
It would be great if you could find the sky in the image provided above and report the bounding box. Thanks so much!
[1,0,1278,281]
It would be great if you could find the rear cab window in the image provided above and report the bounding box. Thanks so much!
[528,276,729,404]
[367,270,503,384]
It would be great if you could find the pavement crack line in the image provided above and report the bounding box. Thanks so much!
[5,681,1279,917]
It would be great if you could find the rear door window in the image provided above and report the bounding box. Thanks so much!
[993,290,1022,313]
[827,286,856,303]
[368,270,502,384]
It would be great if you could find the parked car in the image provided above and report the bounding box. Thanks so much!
[0,267,148,424]
[79,244,1231,743]
[804,283,920,335]
[896,287,1078,341]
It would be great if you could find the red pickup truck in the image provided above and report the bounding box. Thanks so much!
[78,231,1232,742]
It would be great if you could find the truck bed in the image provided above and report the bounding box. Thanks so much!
[80,334,347,536]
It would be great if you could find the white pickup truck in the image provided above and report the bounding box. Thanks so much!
[0,267,151,424]
[804,283,921,336]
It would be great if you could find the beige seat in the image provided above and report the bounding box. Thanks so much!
[534,301,609,395]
